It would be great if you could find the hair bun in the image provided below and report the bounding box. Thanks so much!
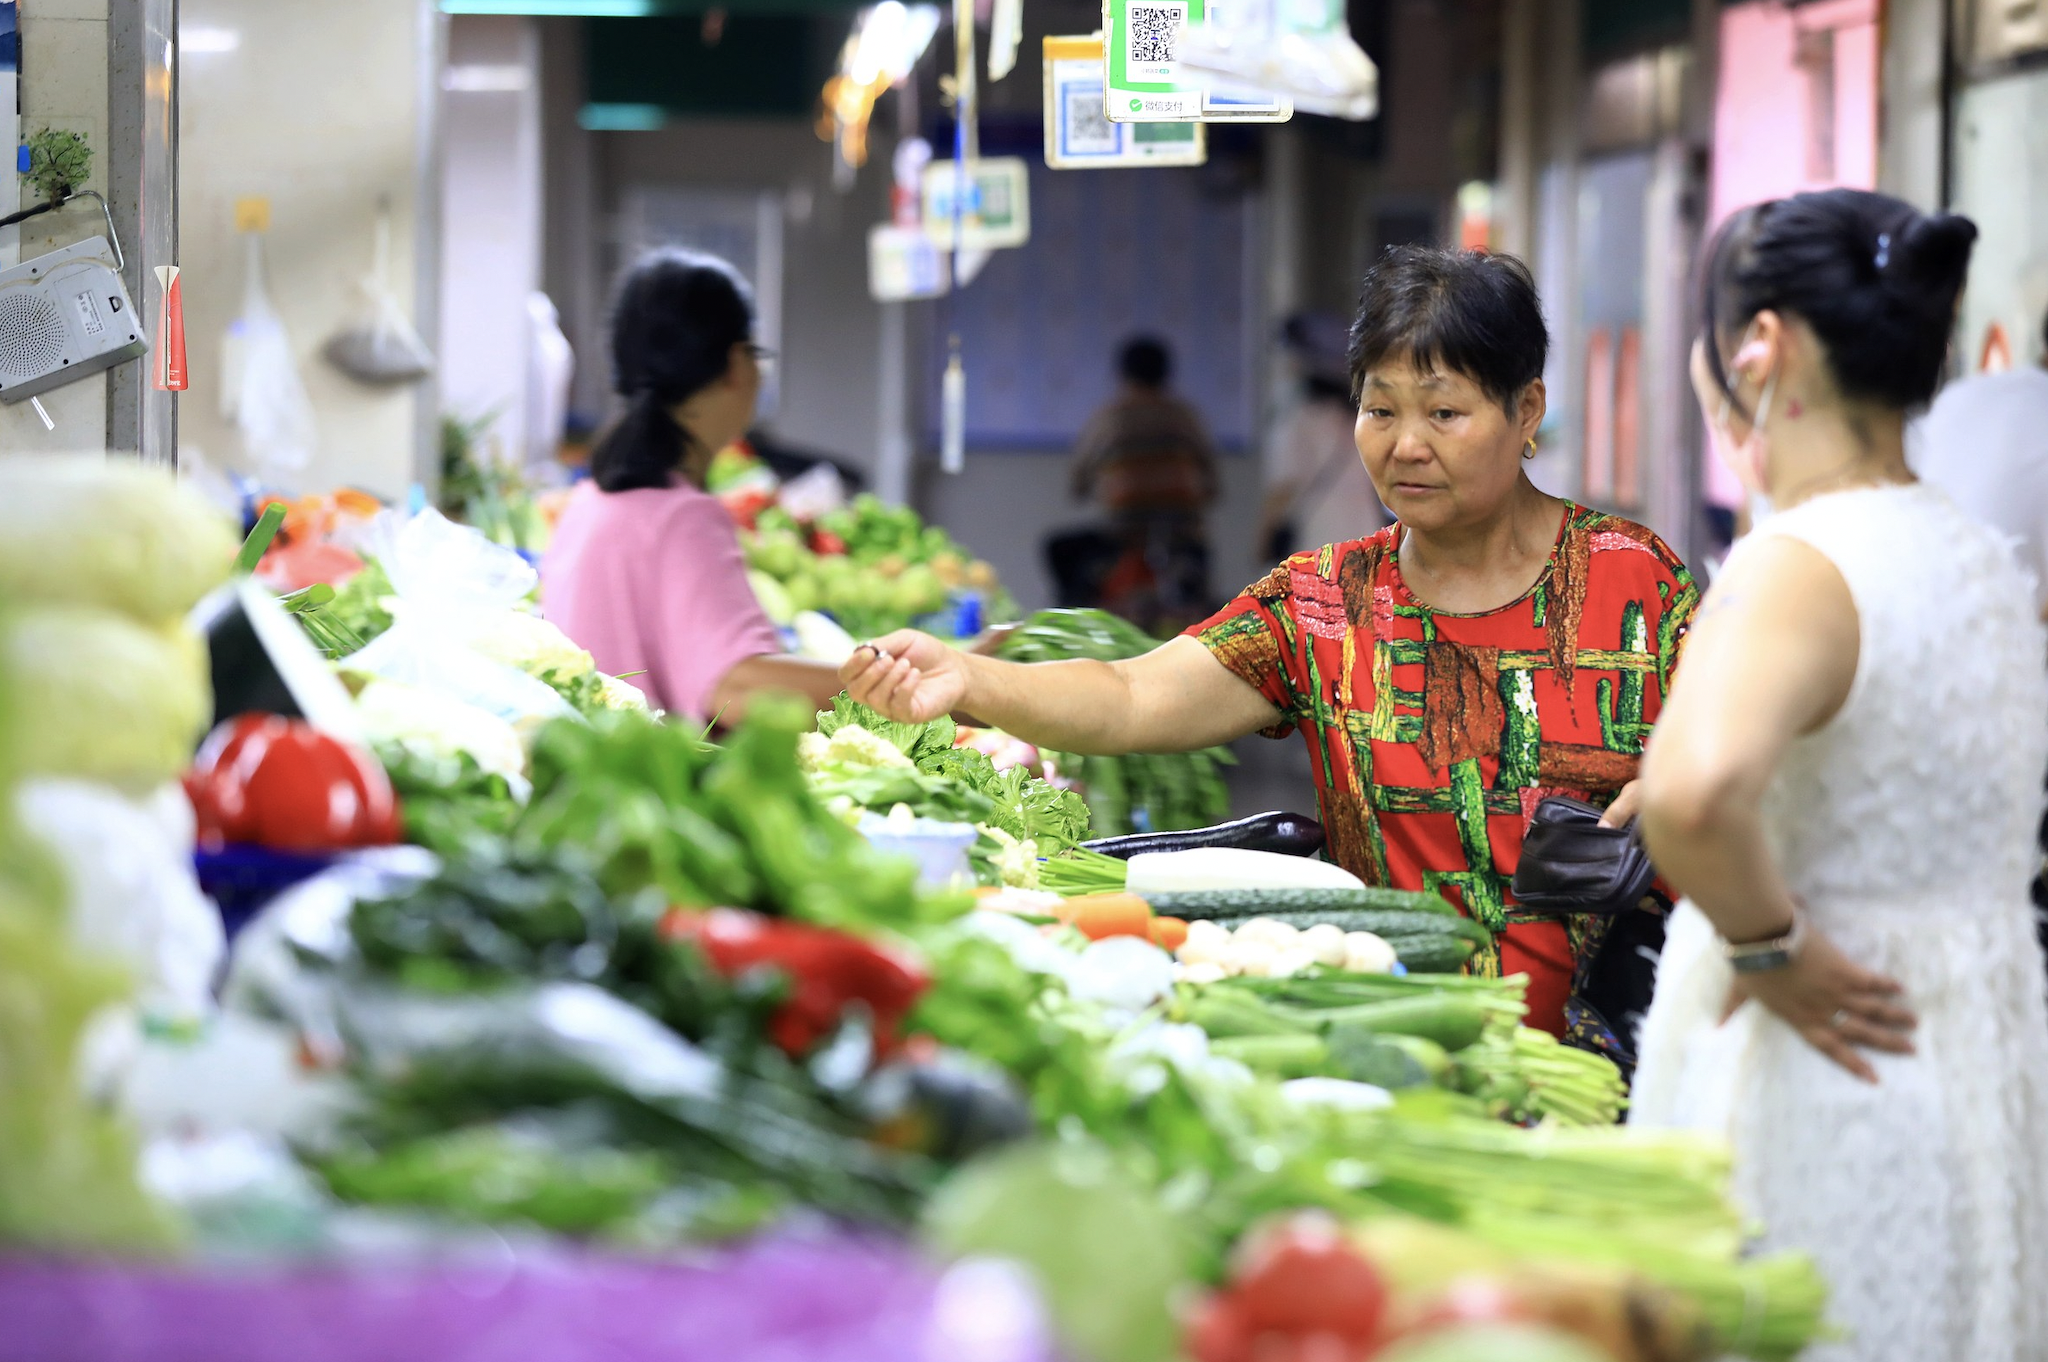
[1894,212,1978,296]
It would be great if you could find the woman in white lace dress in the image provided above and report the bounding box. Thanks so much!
[1631,189,2048,1361]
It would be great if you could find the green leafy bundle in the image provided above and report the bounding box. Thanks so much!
[812,696,1091,860]
[994,610,1234,836]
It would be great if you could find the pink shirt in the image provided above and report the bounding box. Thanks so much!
[541,480,783,721]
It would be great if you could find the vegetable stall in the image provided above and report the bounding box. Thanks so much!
[0,459,1830,1362]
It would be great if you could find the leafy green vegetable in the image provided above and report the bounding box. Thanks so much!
[320,558,395,651]
[514,702,964,932]
[314,1122,674,1236]
[818,695,958,768]
[374,742,522,858]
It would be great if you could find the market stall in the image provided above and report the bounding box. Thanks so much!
[0,459,1828,1362]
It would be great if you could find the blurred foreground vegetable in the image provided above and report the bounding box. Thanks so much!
[0,457,237,625]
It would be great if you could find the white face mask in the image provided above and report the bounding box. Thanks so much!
[1708,323,1780,527]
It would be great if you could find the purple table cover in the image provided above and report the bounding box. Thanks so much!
[0,1231,1055,1362]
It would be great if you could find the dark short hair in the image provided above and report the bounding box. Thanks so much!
[1348,246,1548,414]
[1701,189,1975,415]
[1119,336,1172,388]
[591,250,755,493]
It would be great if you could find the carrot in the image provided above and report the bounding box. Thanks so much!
[1149,916,1190,951]
[1057,893,1156,941]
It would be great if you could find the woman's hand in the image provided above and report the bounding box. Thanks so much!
[840,630,970,723]
[1599,780,1642,828]
[1725,928,1917,1084]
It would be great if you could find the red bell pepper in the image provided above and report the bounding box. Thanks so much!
[185,714,403,853]
[658,907,929,1058]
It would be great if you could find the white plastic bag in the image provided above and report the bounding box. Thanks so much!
[14,779,225,1022]
[221,233,317,476]
[341,508,577,734]
[322,206,434,386]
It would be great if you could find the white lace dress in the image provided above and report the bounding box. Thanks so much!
[1630,484,2048,1362]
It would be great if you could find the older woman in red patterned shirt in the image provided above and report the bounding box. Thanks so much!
[843,246,1699,1044]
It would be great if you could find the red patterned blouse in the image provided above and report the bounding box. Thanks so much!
[1187,501,1699,1035]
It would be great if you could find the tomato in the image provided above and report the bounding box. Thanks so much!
[186,715,402,853]
[809,528,849,556]
[1187,1294,1256,1362]
[1230,1214,1388,1343]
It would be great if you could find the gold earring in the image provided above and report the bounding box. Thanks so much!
[1523,437,1538,461]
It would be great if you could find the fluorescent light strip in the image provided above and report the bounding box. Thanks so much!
[439,1,658,16]
[444,63,533,92]
[579,103,668,130]
[180,25,241,54]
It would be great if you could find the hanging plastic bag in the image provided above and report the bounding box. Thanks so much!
[1175,0,1379,120]
[221,233,318,476]
[339,508,576,735]
[524,292,574,466]
[321,203,434,386]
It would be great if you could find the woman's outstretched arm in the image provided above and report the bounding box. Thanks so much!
[839,630,1280,755]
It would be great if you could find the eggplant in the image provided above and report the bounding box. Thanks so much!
[1081,810,1326,861]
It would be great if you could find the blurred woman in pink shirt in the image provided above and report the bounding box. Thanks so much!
[543,252,845,724]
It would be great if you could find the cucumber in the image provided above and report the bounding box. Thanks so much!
[1167,907,1489,944]
[1383,935,1478,974]
[1319,995,1492,1052]
[1140,887,1456,920]
[1209,1033,1330,1079]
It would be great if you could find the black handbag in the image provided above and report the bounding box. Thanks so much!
[1510,795,1657,918]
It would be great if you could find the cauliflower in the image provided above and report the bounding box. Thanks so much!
[797,731,832,773]
[0,457,237,626]
[453,609,595,681]
[823,723,915,771]
[596,672,650,712]
[1,608,210,792]
[980,825,1042,888]
[353,679,528,790]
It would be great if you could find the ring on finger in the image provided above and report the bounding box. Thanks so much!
[1830,1008,1850,1029]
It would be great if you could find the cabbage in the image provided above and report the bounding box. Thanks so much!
[0,608,211,792]
[0,457,237,625]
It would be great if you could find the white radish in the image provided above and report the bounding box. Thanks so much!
[1177,962,1228,986]
[1124,848,1365,896]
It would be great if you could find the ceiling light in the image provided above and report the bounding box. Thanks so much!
[180,26,241,54]
[443,64,532,92]
[440,1,659,16]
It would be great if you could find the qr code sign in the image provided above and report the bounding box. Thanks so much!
[1065,84,1117,154]
[1126,2,1184,72]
